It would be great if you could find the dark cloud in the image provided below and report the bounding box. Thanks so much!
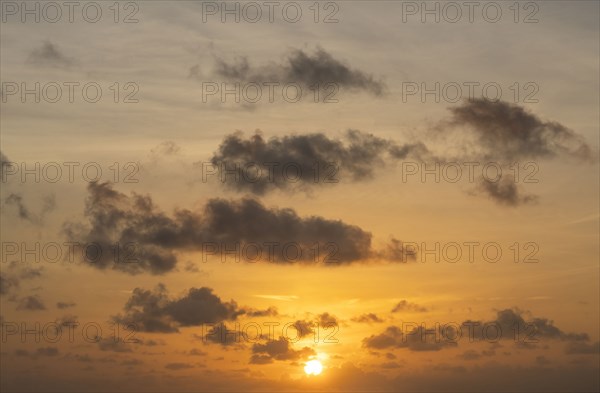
[351,313,384,324]
[564,341,600,355]
[4,193,32,221]
[56,301,76,309]
[363,325,453,352]
[291,320,316,338]
[535,355,552,366]
[0,264,43,296]
[457,350,483,360]
[165,362,194,370]
[430,100,597,206]
[121,358,143,366]
[97,336,134,353]
[14,347,59,358]
[444,99,596,161]
[380,361,401,369]
[0,274,18,296]
[66,182,408,272]
[365,309,593,352]
[150,141,181,156]
[3,193,56,224]
[317,312,339,327]
[0,151,9,173]
[250,336,315,364]
[71,354,93,362]
[208,130,429,195]
[16,295,46,311]
[113,284,243,333]
[139,338,165,347]
[1,151,57,222]
[474,175,539,206]
[13,264,44,280]
[460,308,590,342]
[391,300,428,313]
[288,313,338,338]
[211,47,386,96]
[35,347,59,357]
[210,101,595,207]
[241,307,278,317]
[203,323,243,346]
[27,41,74,68]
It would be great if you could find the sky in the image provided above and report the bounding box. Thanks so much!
[0,1,599,392]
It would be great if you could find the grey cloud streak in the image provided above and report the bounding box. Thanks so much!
[208,129,430,195]
[207,99,596,206]
[64,182,411,274]
[205,47,386,96]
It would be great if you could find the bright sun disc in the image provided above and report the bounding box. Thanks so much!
[304,360,323,375]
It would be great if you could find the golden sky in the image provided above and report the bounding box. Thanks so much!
[1,1,599,392]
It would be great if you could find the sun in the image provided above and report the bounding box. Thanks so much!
[304,359,323,376]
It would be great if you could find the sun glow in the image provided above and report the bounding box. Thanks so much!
[304,359,323,375]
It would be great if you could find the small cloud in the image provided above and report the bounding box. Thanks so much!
[16,295,46,311]
[165,362,194,370]
[391,300,427,313]
[28,41,74,68]
[56,301,76,309]
[351,313,384,324]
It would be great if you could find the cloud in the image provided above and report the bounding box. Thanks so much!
[27,41,74,68]
[564,341,600,355]
[365,308,593,353]
[241,307,278,317]
[3,193,56,224]
[434,99,598,206]
[56,301,76,309]
[16,295,46,311]
[474,175,539,206]
[1,151,57,222]
[288,313,339,338]
[206,101,594,202]
[4,193,32,221]
[317,312,339,327]
[430,100,597,206]
[97,336,135,353]
[203,323,243,346]
[443,99,596,161]
[391,300,428,313]
[250,337,315,364]
[150,141,181,156]
[0,151,10,175]
[456,349,495,360]
[66,182,409,272]
[363,325,453,352]
[55,314,79,327]
[121,358,144,366]
[0,263,43,297]
[113,284,243,333]
[14,347,59,358]
[35,347,59,357]
[460,308,590,342]
[351,313,384,324]
[209,47,386,96]
[0,274,18,296]
[165,362,194,370]
[208,130,429,195]
[291,320,316,338]
[380,361,401,369]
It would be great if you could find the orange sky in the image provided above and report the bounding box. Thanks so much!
[1,1,599,392]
